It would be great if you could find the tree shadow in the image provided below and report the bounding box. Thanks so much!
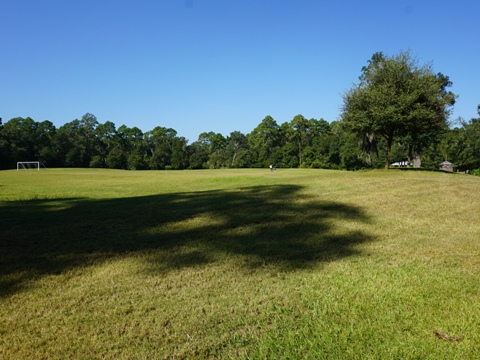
[0,185,376,297]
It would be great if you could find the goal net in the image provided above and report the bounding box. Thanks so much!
[17,161,45,171]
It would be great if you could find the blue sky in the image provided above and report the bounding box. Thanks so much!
[1,0,479,143]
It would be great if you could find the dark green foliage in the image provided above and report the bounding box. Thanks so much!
[1,117,44,167]
[106,147,128,169]
[439,115,480,171]
[247,115,281,167]
[341,51,456,169]
[2,102,478,171]
[188,141,210,169]
[226,131,249,168]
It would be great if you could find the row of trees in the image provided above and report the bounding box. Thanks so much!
[1,110,479,172]
[1,51,479,172]
[0,113,348,170]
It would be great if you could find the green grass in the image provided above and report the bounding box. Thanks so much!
[1,168,479,359]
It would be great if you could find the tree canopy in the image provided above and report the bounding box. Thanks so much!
[341,51,456,169]
[2,106,479,173]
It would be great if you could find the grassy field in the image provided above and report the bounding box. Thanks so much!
[1,168,479,359]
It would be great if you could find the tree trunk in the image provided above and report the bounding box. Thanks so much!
[298,140,302,166]
[385,135,393,170]
[413,152,421,168]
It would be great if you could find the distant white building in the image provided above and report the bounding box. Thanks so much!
[439,161,454,172]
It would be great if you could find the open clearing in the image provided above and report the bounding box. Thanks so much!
[1,168,479,359]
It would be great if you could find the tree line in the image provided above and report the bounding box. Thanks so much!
[1,110,479,172]
[0,113,339,170]
[1,51,479,173]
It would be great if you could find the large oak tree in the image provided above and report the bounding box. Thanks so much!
[341,51,456,169]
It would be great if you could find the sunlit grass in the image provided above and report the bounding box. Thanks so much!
[1,168,479,359]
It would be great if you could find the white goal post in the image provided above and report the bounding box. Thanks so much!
[17,161,44,171]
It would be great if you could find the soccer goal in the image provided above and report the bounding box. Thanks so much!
[17,161,45,171]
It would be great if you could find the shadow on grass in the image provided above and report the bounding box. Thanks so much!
[0,185,375,297]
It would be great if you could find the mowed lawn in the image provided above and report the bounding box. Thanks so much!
[1,168,479,359]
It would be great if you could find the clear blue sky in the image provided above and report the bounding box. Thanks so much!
[1,0,479,143]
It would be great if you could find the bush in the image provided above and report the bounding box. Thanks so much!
[89,155,105,168]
